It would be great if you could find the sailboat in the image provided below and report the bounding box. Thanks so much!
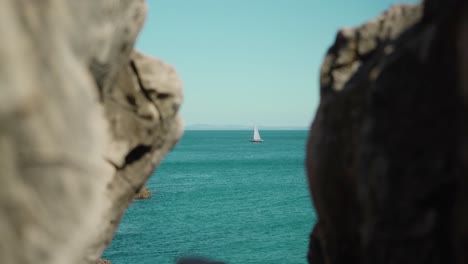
[250,125,263,143]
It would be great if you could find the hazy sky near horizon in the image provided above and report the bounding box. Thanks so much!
[136,0,419,127]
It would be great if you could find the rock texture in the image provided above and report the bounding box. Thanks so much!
[306,0,467,263]
[83,50,183,263]
[134,186,152,200]
[84,50,183,263]
[0,1,182,264]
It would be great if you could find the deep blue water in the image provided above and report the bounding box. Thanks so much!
[103,130,317,264]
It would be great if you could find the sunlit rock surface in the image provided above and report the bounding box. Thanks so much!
[0,1,183,264]
[85,46,183,264]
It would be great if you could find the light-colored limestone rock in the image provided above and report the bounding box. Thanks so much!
[0,1,120,263]
[0,1,183,264]
[84,50,184,263]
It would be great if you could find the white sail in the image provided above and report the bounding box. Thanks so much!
[253,125,262,141]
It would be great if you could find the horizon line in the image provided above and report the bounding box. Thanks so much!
[185,124,309,127]
[185,124,310,131]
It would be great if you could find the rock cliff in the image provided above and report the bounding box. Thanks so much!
[306,0,467,263]
[0,1,182,264]
[85,50,183,263]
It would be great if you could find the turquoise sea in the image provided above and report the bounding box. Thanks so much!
[103,130,316,264]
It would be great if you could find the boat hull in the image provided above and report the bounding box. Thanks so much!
[249,140,263,143]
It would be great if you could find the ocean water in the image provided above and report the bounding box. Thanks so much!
[103,130,317,264]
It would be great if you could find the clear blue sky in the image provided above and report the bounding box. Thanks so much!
[136,0,419,127]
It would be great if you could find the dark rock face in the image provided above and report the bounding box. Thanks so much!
[306,1,468,263]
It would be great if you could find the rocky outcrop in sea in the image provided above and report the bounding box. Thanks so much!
[97,259,112,264]
[306,0,468,263]
[0,1,182,264]
[134,186,152,200]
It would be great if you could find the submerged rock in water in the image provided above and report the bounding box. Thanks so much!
[307,0,468,263]
[97,259,112,264]
[134,186,152,200]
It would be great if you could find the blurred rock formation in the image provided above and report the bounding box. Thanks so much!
[306,0,467,263]
[0,1,183,264]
